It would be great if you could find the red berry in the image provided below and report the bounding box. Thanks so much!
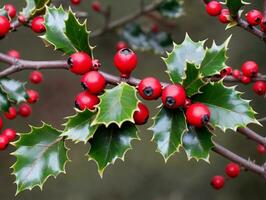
[18,103,32,117]
[31,16,45,33]
[151,24,159,33]
[92,59,101,71]
[211,175,225,190]
[27,89,39,104]
[219,9,231,24]
[7,49,20,59]
[186,103,211,128]
[29,71,43,84]
[116,41,128,51]
[246,10,263,26]
[68,52,93,75]
[81,71,106,94]
[0,117,3,130]
[0,135,9,150]
[257,144,266,154]
[242,61,259,77]
[241,75,251,84]
[18,15,27,25]
[183,98,192,110]
[4,106,16,120]
[114,48,138,78]
[225,163,240,178]
[232,69,241,79]
[261,18,266,32]
[2,128,16,142]
[161,84,186,109]
[138,77,162,100]
[253,81,266,95]
[206,1,222,16]
[91,1,101,12]
[75,91,99,110]
[4,4,16,18]
[220,67,232,77]
[71,0,81,5]
[133,103,149,125]
[0,16,10,37]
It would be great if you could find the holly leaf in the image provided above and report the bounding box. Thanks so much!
[163,34,205,84]
[21,0,51,18]
[192,82,259,131]
[11,123,69,194]
[0,7,9,18]
[182,126,214,162]
[88,122,139,177]
[93,82,139,127]
[200,37,230,77]
[0,89,10,112]
[183,63,206,97]
[41,6,92,55]
[61,109,98,143]
[121,23,151,51]
[150,108,187,161]
[225,0,249,17]
[0,78,28,104]
[157,0,184,18]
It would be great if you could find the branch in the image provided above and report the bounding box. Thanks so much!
[212,74,266,82]
[264,0,266,24]
[91,0,163,37]
[238,127,266,147]
[213,142,265,177]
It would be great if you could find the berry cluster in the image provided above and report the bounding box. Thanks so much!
[219,61,266,96]
[211,162,240,190]
[205,1,266,32]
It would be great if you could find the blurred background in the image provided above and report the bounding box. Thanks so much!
[0,0,266,199]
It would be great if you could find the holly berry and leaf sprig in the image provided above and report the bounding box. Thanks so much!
[2,4,258,194]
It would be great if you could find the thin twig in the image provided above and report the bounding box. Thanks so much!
[238,127,266,147]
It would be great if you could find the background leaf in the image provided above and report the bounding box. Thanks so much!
[88,122,139,176]
[12,123,68,194]
[93,83,139,127]
[225,0,248,16]
[0,78,28,104]
[42,7,91,55]
[0,90,10,112]
[183,63,206,97]
[150,108,187,161]
[61,109,98,143]
[182,126,213,162]
[192,82,258,131]
[163,34,205,83]
[21,0,51,18]
[157,0,184,18]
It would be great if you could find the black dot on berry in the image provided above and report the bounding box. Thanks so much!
[121,48,132,55]
[166,97,176,107]
[201,114,210,125]
[74,101,81,110]
[143,87,153,97]
[81,82,87,90]
[67,57,73,66]
[255,17,261,22]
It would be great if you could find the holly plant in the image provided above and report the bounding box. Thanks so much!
[0,0,265,196]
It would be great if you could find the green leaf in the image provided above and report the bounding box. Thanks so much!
[149,32,173,55]
[163,34,205,84]
[0,78,28,104]
[183,63,206,97]
[88,123,139,176]
[0,7,9,18]
[12,123,69,194]
[192,82,259,131]
[150,108,187,161]
[200,37,230,77]
[158,0,184,18]
[61,109,98,143]
[21,0,51,18]
[41,6,92,55]
[0,89,10,112]
[225,0,248,16]
[93,82,139,127]
[182,126,214,162]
